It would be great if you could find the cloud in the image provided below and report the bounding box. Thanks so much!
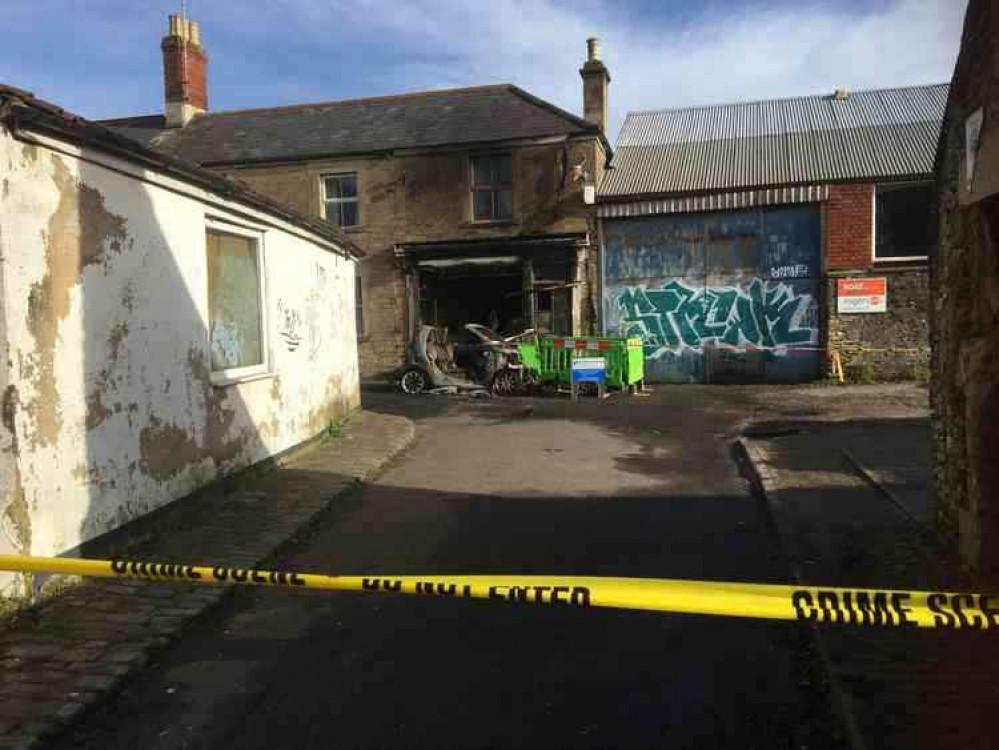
[298,0,965,140]
[0,0,967,141]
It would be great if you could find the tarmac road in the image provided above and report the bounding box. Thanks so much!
[48,390,841,749]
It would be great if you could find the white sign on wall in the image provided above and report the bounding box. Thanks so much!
[966,108,984,192]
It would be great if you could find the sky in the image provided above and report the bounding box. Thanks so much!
[2,0,967,142]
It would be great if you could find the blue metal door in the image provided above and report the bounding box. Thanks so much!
[602,206,821,383]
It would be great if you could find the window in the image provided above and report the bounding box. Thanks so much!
[206,226,267,380]
[875,182,936,260]
[470,154,513,222]
[355,273,364,339]
[323,173,360,229]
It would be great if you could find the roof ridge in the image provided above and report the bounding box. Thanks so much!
[623,81,950,120]
[505,84,599,134]
[197,84,516,119]
[616,119,945,150]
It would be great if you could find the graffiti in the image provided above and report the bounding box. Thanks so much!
[617,279,817,358]
[277,278,327,359]
[277,299,303,352]
[769,264,810,279]
[210,319,248,363]
[303,286,324,362]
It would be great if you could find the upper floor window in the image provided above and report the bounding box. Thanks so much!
[875,182,935,260]
[471,154,513,222]
[324,173,360,229]
[206,224,268,382]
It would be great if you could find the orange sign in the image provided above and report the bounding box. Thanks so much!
[837,278,887,313]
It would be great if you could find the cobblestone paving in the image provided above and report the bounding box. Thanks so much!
[0,410,414,750]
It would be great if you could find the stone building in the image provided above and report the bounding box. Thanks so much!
[597,85,946,383]
[0,84,362,595]
[104,16,612,379]
[932,0,999,575]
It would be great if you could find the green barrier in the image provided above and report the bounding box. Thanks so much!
[518,336,644,389]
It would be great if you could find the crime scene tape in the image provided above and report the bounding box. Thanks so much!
[1,554,997,630]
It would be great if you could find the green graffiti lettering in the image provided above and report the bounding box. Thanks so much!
[615,279,816,357]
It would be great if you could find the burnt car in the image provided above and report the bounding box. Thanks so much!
[397,324,530,395]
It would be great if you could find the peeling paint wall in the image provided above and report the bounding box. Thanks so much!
[0,204,28,596]
[0,125,359,594]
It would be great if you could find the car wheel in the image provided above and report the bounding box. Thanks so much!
[399,367,429,395]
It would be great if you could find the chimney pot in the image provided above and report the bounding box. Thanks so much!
[587,37,602,63]
[833,88,850,101]
[168,14,184,38]
[580,38,610,134]
[162,14,208,127]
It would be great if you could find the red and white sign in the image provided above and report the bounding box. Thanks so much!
[552,339,613,351]
[837,278,887,314]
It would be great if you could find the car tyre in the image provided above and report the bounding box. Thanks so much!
[399,367,429,395]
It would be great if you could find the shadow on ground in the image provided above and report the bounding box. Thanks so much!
[50,477,841,750]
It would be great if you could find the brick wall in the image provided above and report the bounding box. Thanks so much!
[825,183,874,270]
[161,37,208,110]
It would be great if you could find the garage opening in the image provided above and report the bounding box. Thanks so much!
[418,257,526,336]
[401,235,586,342]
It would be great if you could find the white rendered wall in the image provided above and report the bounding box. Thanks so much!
[0,126,360,594]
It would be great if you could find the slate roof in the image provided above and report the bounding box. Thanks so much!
[101,85,604,167]
[0,84,362,257]
[600,83,948,199]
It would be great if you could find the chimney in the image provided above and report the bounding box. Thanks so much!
[162,14,208,128]
[579,37,610,134]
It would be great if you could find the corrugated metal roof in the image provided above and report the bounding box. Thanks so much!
[599,83,948,199]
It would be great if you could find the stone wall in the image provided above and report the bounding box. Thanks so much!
[931,0,999,575]
[826,267,931,381]
[225,136,605,378]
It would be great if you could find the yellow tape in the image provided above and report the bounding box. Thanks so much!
[1,554,996,630]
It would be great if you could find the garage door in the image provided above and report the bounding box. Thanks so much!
[602,206,821,383]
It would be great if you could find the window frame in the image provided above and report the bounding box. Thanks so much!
[322,172,361,230]
[205,218,271,386]
[872,180,934,263]
[469,153,514,223]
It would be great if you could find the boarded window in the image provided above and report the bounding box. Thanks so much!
[875,183,936,259]
[324,173,360,228]
[471,154,513,222]
[207,229,263,371]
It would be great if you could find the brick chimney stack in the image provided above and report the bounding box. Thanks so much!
[162,14,207,128]
[580,37,610,134]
